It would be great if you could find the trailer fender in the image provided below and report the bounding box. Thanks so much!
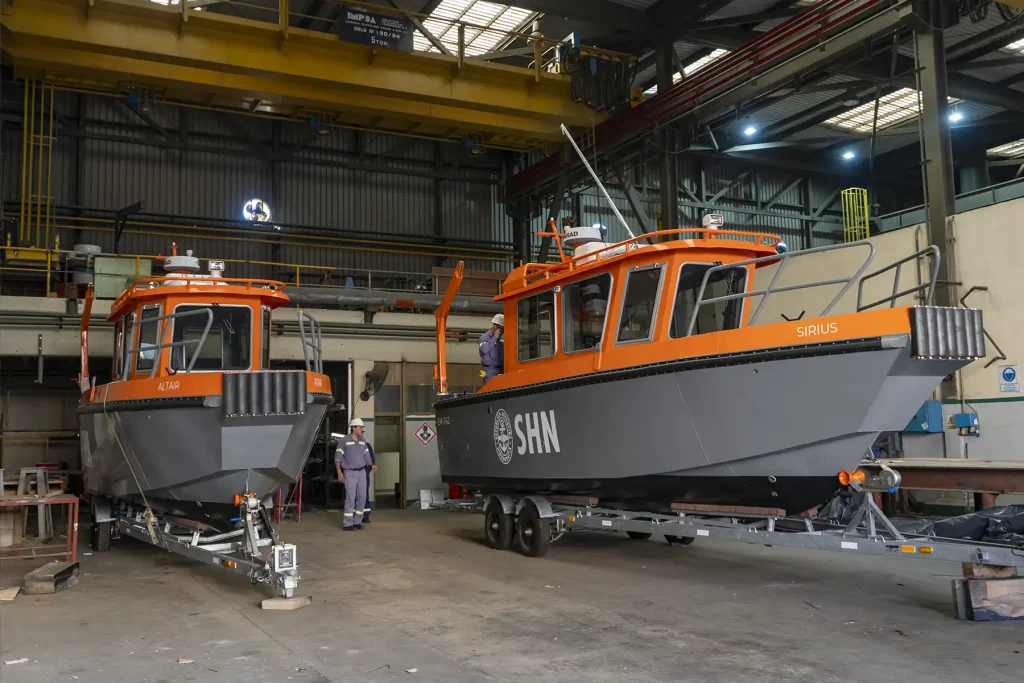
[516,495,556,519]
[92,497,115,523]
[485,493,515,516]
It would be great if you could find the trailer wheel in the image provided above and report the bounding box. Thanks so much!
[483,501,513,551]
[665,534,695,546]
[626,531,652,541]
[514,504,550,558]
[91,520,111,552]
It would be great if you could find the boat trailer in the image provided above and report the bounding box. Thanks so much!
[423,478,1024,619]
[92,493,300,599]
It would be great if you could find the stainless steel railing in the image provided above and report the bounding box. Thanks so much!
[686,240,876,336]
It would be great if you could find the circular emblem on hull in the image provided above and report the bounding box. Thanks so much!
[493,408,513,465]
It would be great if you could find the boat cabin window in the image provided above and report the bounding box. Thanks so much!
[170,304,252,372]
[135,305,161,374]
[119,311,134,379]
[669,264,747,338]
[617,264,665,344]
[517,290,556,361]
[261,306,271,370]
[562,274,611,353]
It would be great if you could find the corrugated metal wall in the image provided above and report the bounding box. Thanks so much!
[1,83,848,279]
[1,85,512,285]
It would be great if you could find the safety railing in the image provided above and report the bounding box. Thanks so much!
[855,246,939,311]
[135,0,630,84]
[124,307,214,379]
[686,241,876,336]
[297,309,324,374]
[524,228,782,287]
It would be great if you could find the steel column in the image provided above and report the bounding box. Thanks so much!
[957,145,990,193]
[656,44,679,234]
[609,158,652,235]
[915,13,957,308]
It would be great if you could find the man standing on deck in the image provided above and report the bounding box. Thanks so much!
[479,314,504,382]
[335,418,376,531]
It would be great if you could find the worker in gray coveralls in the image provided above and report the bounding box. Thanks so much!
[479,313,504,382]
[335,418,376,531]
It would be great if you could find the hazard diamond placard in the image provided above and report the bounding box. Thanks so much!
[414,422,436,446]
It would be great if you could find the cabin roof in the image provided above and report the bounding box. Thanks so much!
[107,276,291,321]
[496,228,781,301]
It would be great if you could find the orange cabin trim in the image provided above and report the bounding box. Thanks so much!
[474,226,909,395]
[85,273,332,401]
[480,306,914,395]
[82,371,332,405]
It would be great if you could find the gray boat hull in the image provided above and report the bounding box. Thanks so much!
[79,397,328,529]
[435,335,968,513]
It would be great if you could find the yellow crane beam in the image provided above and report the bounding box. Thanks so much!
[1,0,601,149]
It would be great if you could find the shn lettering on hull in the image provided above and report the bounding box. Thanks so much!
[494,409,560,463]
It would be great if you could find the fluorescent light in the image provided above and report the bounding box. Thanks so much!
[743,126,757,136]
[949,110,964,123]
[842,151,856,160]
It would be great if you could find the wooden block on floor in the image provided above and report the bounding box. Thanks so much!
[261,595,312,611]
[952,577,1024,621]
[0,587,21,601]
[23,561,80,595]
[962,563,1018,579]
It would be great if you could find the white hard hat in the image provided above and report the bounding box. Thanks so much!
[491,314,504,327]
[349,418,365,428]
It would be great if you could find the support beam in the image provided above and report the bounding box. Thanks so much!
[609,158,652,235]
[385,0,452,57]
[502,0,653,33]
[915,15,957,309]
[762,176,804,211]
[656,44,679,233]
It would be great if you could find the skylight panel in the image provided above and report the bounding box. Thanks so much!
[988,138,1024,158]
[824,88,959,133]
[643,49,730,96]
[412,1,539,57]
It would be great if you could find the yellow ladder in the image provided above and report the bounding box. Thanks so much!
[841,188,870,243]
[18,80,56,251]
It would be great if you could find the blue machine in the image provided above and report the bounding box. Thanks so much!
[904,400,943,433]
[949,412,981,437]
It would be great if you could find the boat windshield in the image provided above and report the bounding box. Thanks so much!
[170,304,253,372]
[669,264,747,338]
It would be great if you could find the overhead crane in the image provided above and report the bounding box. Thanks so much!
[1,0,604,150]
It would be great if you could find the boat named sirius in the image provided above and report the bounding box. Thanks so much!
[432,220,986,515]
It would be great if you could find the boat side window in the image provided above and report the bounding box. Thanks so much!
[261,306,271,370]
[119,311,134,379]
[517,290,556,361]
[669,264,748,338]
[562,274,612,353]
[616,264,666,344]
[135,306,161,373]
[171,304,252,372]
[112,316,123,378]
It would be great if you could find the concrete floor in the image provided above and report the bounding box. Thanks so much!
[1,509,1022,683]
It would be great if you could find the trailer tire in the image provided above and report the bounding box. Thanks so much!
[665,534,695,546]
[514,504,550,558]
[484,500,513,551]
[92,520,111,552]
[626,531,652,540]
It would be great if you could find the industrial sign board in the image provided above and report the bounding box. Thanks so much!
[414,422,436,446]
[999,365,1021,393]
[333,9,414,53]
